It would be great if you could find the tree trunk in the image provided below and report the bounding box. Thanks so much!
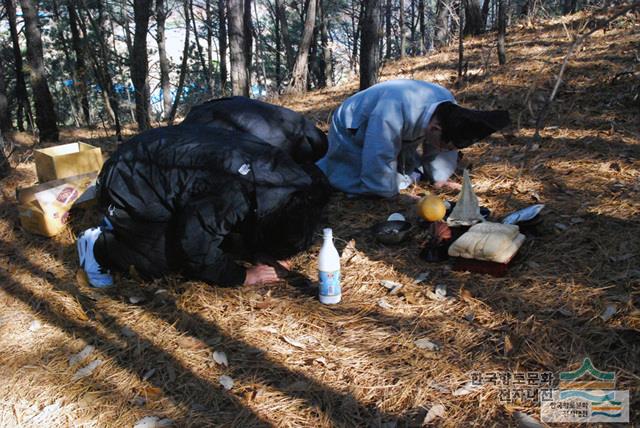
[399,0,406,58]
[68,3,91,126]
[360,0,382,90]
[0,131,10,179]
[275,0,295,73]
[228,0,250,96]
[434,0,450,49]
[287,0,317,93]
[463,0,483,35]
[251,0,268,90]
[132,0,151,131]
[410,0,416,55]
[350,0,362,71]
[190,0,211,96]
[218,0,228,95]
[19,0,59,142]
[497,0,506,65]
[309,23,320,89]
[169,1,191,123]
[385,0,392,58]
[0,64,10,133]
[205,0,216,96]
[418,0,426,54]
[244,0,253,79]
[562,0,577,14]
[156,0,172,121]
[51,0,83,127]
[320,0,332,87]
[458,0,464,81]
[77,4,122,140]
[481,0,491,28]
[274,1,282,88]
[5,0,32,131]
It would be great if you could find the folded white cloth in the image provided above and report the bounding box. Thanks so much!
[448,222,525,264]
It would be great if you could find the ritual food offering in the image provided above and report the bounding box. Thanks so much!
[372,220,412,245]
[417,195,446,222]
[448,222,525,276]
[447,170,484,227]
[387,212,406,222]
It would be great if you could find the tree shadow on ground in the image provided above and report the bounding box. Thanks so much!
[0,222,410,426]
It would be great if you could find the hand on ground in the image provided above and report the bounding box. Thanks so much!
[244,264,279,285]
[434,180,462,191]
[277,260,292,270]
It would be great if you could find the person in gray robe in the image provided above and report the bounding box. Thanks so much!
[317,79,511,198]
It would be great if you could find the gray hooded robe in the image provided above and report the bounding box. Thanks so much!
[317,80,457,198]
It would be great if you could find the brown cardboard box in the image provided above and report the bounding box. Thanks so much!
[16,172,98,237]
[34,142,103,182]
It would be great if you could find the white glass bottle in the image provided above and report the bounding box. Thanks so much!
[318,228,341,304]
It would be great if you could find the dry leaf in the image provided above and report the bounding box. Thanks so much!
[141,385,163,400]
[414,272,430,284]
[282,336,306,349]
[554,223,568,231]
[600,304,617,321]
[428,381,450,393]
[513,411,543,428]
[378,298,393,309]
[212,351,229,367]
[73,305,90,322]
[133,416,173,428]
[380,280,401,290]
[389,283,404,295]
[76,269,90,288]
[340,239,357,265]
[254,299,275,310]
[460,287,473,301]
[142,368,156,381]
[504,335,514,355]
[30,399,63,426]
[28,320,42,332]
[69,345,95,367]
[414,338,440,351]
[314,357,328,366]
[219,375,234,390]
[452,381,481,396]
[72,359,103,381]
[423,403,446,424]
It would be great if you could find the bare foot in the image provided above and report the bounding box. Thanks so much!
[434,180,462,191]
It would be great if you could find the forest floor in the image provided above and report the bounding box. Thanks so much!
[1,10,639,428]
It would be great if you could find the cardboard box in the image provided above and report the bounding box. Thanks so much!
[16,172,98,237]
[34,142,103,182]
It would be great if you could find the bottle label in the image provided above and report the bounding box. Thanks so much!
[319,270,341,297]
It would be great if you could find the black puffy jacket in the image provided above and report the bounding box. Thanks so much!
[97,125,330,286]
[181,96,328,164]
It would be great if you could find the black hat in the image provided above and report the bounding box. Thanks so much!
[435,102,511,149]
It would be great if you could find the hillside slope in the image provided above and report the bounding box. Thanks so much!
[0,11,638,427]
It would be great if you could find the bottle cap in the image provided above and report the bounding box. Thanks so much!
[323,228,333,238]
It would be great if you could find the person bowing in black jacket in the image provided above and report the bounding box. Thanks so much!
[76,125,330,288]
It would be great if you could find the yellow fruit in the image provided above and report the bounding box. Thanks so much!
[418,195,446,222]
